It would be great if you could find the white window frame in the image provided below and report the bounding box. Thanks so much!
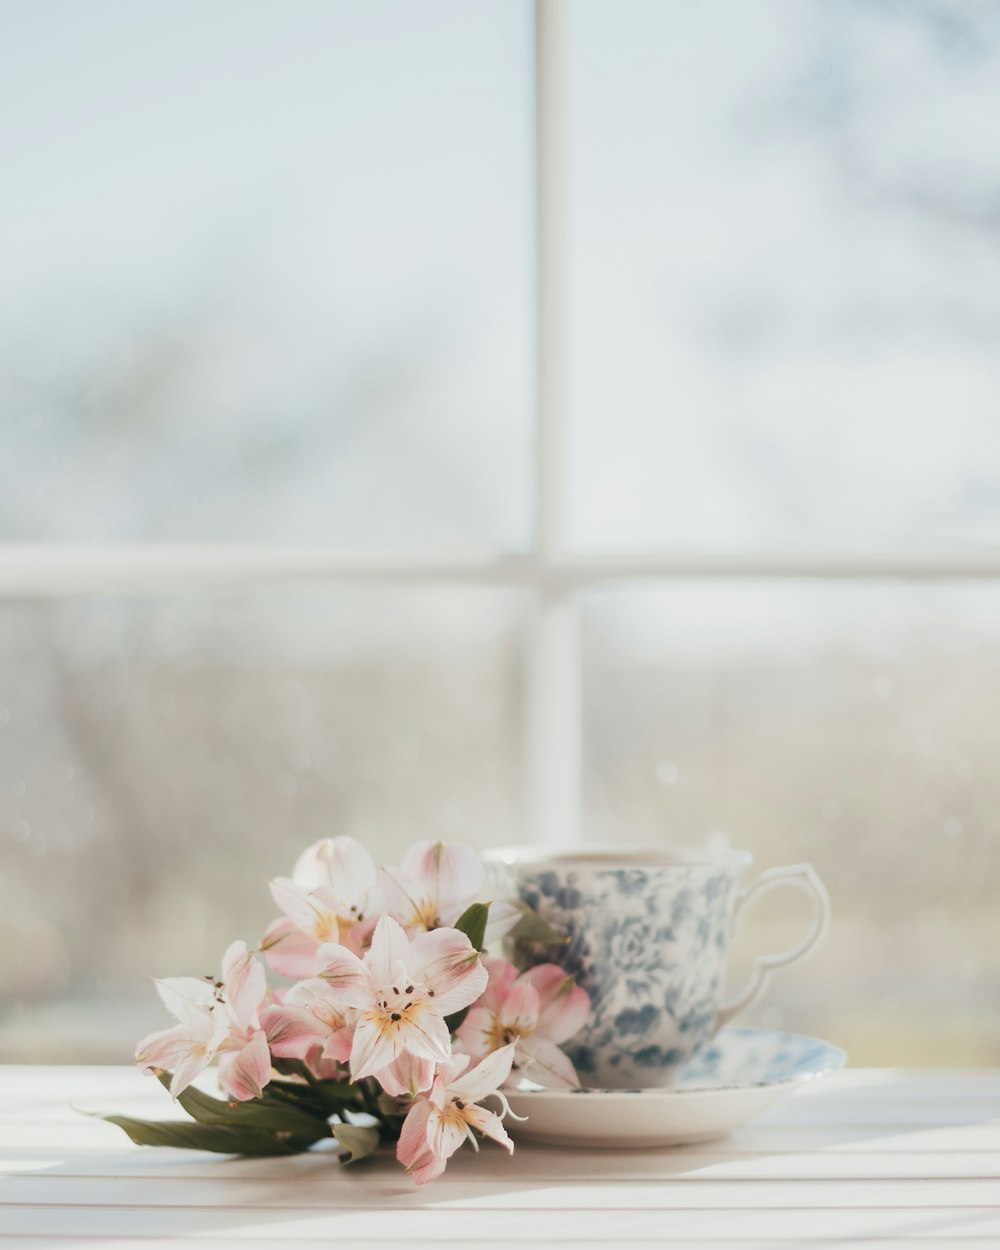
[3,0,999,849]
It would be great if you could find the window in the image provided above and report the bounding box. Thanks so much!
[2,0,998,1066]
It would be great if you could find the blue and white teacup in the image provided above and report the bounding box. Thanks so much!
[486,847,830,1089]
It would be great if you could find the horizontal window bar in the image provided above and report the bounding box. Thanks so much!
[2,544,1000,596]
[0,546,536,596]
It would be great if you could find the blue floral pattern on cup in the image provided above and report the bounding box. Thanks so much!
[505,860,745,1088]
[491,850,830,1090]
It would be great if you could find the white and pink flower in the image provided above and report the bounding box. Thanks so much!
[457,958,590,1088]
[396,1045,517,1185]
[259,978,356,1069]
[381,840,521,942]
[261,836,378,978]
[136,940,272,1101]
[317,914,487,1088]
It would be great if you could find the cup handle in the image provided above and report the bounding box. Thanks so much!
[713,863,831,1033]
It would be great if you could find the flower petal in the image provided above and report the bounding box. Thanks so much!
[305,1049,349,1081]
[221,941,266,1031]
[293,836,377,904]
[374,1052,436,1098]
[410,1153,448,1185]
[520,965,591,1044]
[449,1043,517,1102]
[426,1103,469,1163]
[316,944,375,1010]
[437,1052,471,1085]
[269,978,355,1061]
[350,1014,400,1080]
[454,1006,494,1057]
[479,958,520,1013]
[364,915,411,985]
[168,1046,213,1099]
[378,866,424,930]
[512,1035,579,1088]
[268,878,331,935]
[394,1004,453,1065]
[497,980,540,1035]
[135,1023,196,1071]
[406,927,488,1015]
[155,977,216,1027]
[400,840,484,914]
[259,917,323,979]
[397,1098,442,1183]
[343,914,378,957]
[259,1004,325,1060]
[321,1031,355,1065]
[463,1102,513,1152]
[219,1030,272,1101]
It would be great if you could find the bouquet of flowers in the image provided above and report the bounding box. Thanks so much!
[104,838,590,1184]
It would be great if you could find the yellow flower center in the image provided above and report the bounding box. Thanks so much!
[413,898,443,930]
[313,911,341,943]
[489,1019,524,1050]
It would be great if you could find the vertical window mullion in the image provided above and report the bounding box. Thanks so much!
[526,0,582,849]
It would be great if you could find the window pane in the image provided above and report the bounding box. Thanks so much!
[0,590,524,1060]
[569,1,1000,550]
[0,1,532,544]
[583,582,1000,1064]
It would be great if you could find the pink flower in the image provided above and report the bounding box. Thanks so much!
[317,914,487,1087]
[381,840,520,941]
[261,837,378,977]
[372,1050,437,1099]
[259,978,356,1067]
[217,1029,272,1102]
[397,1045,517,1184]
[136,941,272,1101]
[135,979,228,1099]
[457,959,590,1088]
[380,840,484,932]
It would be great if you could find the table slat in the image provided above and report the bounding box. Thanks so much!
[2,1067,997,1248]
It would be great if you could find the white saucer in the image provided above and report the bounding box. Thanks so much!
[506,1027,846,1148]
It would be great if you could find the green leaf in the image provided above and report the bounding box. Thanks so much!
[509,900,568,947]
[376,1092,406,1121]
[334,1122,380,1164]
[268,1061,361,1114]
[266,1079,360,1121]
[315,1079,361,1104]
[101,1114,308,1156]
[453,901,490,953]
[151,1072,332,1142]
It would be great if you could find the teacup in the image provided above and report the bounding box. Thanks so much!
[485,847,830,1089]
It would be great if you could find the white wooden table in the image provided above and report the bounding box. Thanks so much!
[2,1066,998,1248]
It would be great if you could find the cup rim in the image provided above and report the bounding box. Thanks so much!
[483,844,754,870]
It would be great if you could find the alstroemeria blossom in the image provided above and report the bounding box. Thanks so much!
[259,978,355,1067]
[381,839,520,942]
[136,941,271,1100]
[135,977,229,1098]
[380,840,484,932]
[317,914,487,1086]
[261,836,378,977]
[397,1045,517,1185]
[457,958,590,1088]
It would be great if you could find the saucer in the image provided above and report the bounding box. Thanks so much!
[505,1027,846,1148]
